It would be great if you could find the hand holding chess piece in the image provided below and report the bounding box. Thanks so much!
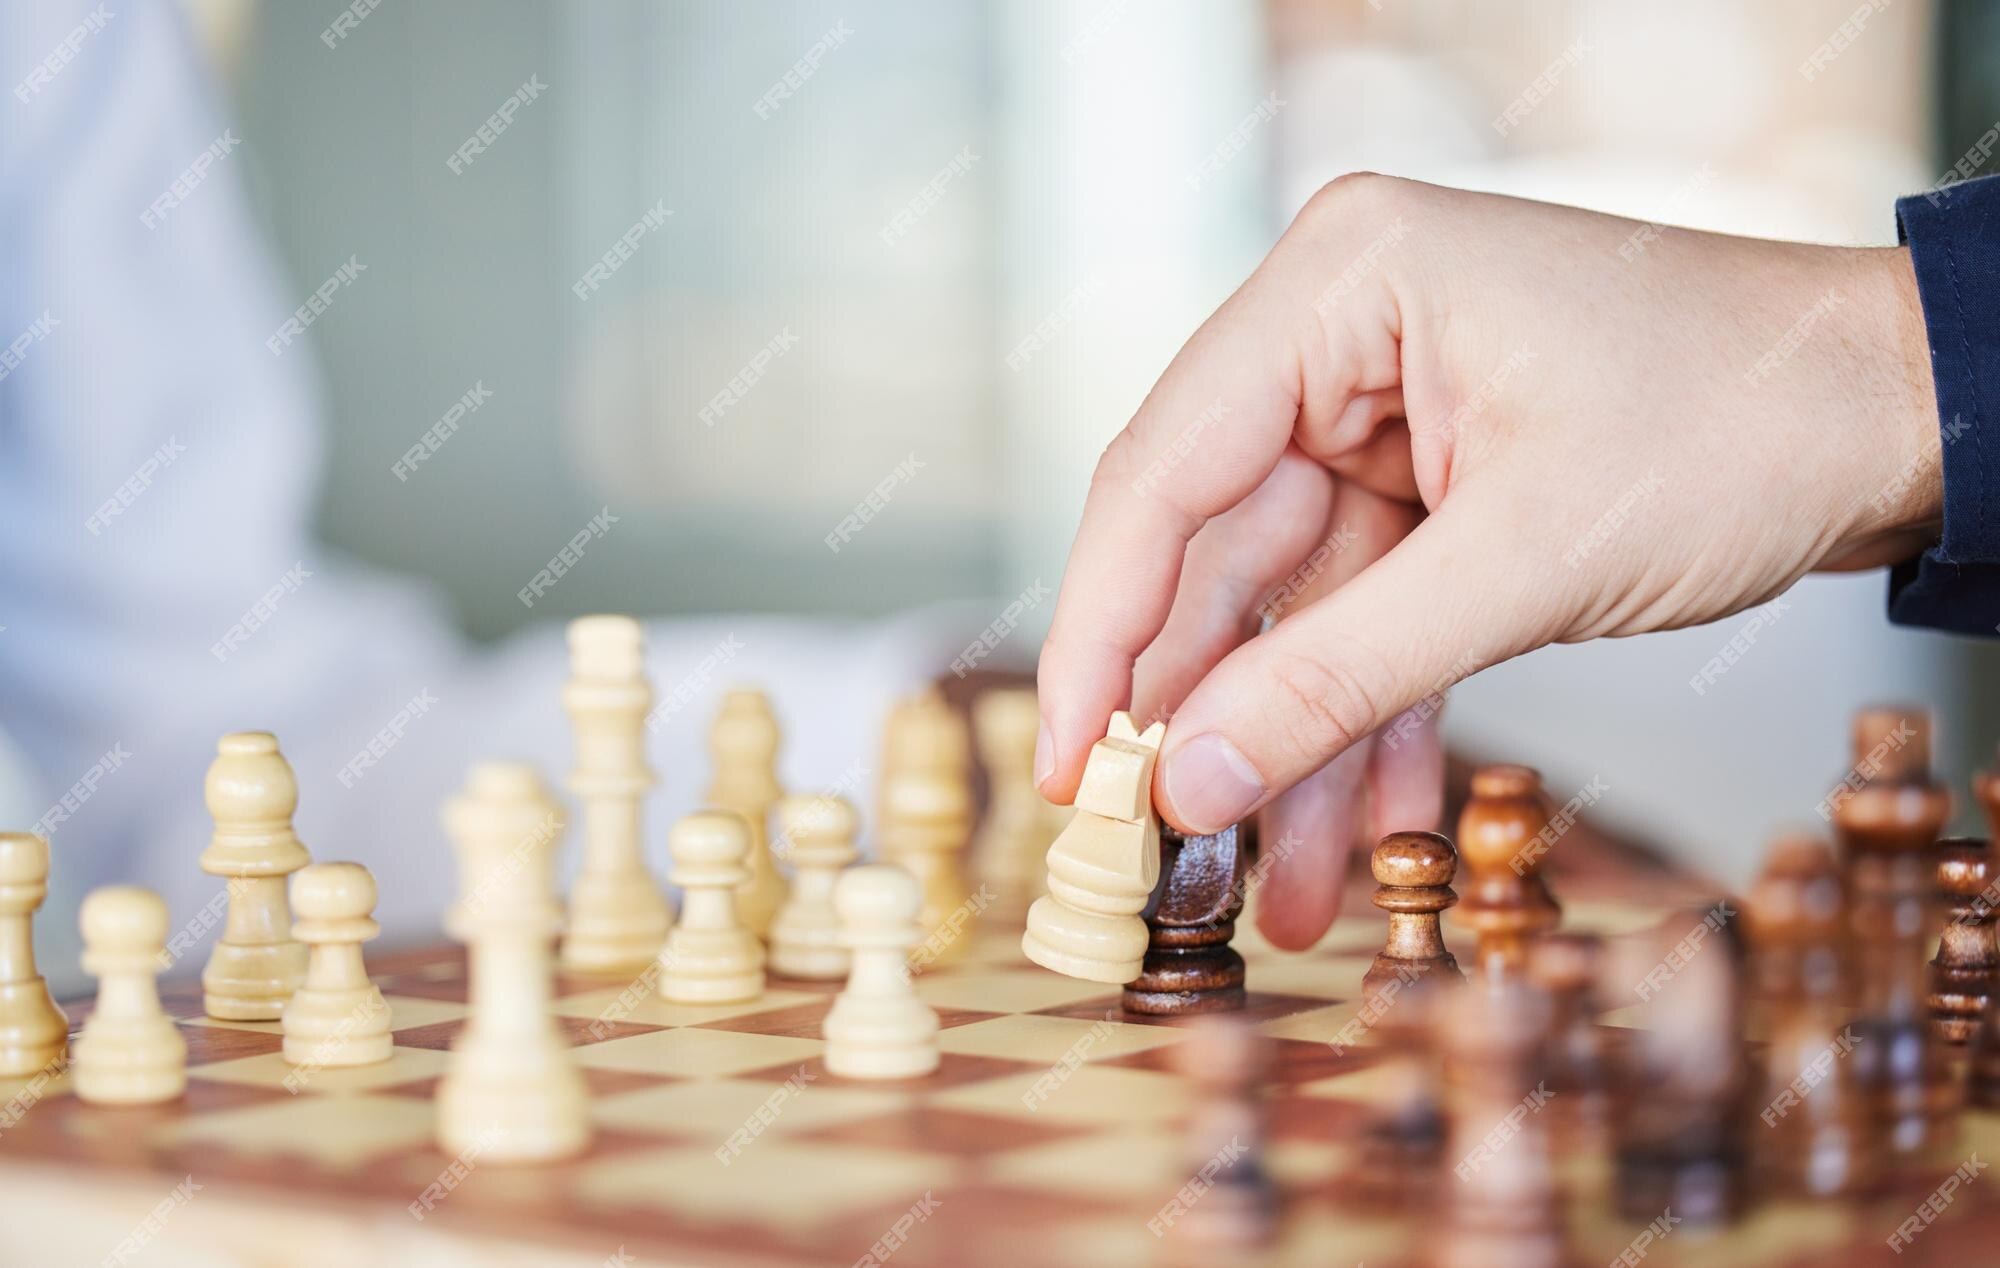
[200,732,310,1019]
[0,833,66,1077]
[1022,712,1164,984]
[824,864,939,1079]
[283,862,392,1069]
[73,887,185,1106]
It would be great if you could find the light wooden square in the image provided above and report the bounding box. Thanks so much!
[593,1078,902,1142]
[914,968,1113,1014]
[573,1141,957,1232]
[935,1014,1186,1064]
[163,1093,434,1168]
[571,1027,822,1078]
[187,1046,451,1093]
[550,986,818,1029]
[929,1064,1188,1126]
[985,1126,1178,1198]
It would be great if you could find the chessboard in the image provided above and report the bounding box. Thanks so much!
[6,827,1998,1268]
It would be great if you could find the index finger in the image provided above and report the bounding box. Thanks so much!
[1034,269,1321,802]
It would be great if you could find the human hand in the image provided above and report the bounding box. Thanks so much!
[1034,174,1942,948]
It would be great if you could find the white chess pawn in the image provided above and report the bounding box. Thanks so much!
[437,763,591,1162]
[283,863,392,1068]
[768,793,859,980]
[658,812,765,1003]
[707,690,789,938]
[0,833,67,1076]
[1022,712,1165,984]
[824,865,939,1080]
[73,887,185,1105]
[561,615,672,975]
[881,769,975,970]
[200,732,311,1020]
[972,688,1053,905]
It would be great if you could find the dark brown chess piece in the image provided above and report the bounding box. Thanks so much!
[1158,1016,1279,1252]
[1427,976,1569,1268]
[1833,707,1960,1158]
[1346,972,1452,1209]
[1612,906,1751,1225]
[1362,831,1464,1002]
[1967,755,2000,1107]
[1527,931,1609,1138]
[1745,835,1880,1199]
[1124,821,1254,1016]
[1930,838,1999,1045]
[1455,765,1562,979]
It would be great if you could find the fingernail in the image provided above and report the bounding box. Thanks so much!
[1033,720,1055,791]
[1163,733,1266,833]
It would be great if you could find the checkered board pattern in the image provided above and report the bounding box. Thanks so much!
[6,862,2000,1268]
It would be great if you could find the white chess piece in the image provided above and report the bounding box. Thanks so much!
[658,812,766,1003]
[0,833,67,1076]
[200,732,310,1020]
[880,769,975,970]
[561,615,672,975]
[437,763,591,1162]
[707,690,789,938]
[73,887,185,1105]
[1021,712,1165,984]
[283,863,392,1068]
[768,793,859,980]
[973,688,1053,905]
[824,865,939,1079]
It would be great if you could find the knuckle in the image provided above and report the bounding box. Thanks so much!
[1300,170,1403,228]
[1260,643,1384,763]
[1089,427,1148,498]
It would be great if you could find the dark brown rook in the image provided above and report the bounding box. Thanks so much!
[1124,820,1255,1016]
[1745,834,1879,1199]
[1832,706,1960,1158]
[1363,831,1464,1003]
[1930,838,2000,1046]
[1455,764,1562,979]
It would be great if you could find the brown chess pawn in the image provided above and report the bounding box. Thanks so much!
[1124,821,1255,1016]
[1930,838,1999,1046]
[1362,831,1464,1003]
[1158,1016,1280,1252]
[1427,976,1569,1268]
[1527,931,1609,1139]
[1346,973,1451,1209]
[1745,835,1880,1199]
[1611,906,1751,1225]
[1833,707,1959,1159]
[1454,765,1561,979]
[1970,996,2000,1107]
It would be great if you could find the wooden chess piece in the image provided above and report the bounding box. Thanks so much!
[707,688,788,938]
[0,833,66,1077]
[878,687,972,818]
[1362,831,1464,1003]
[824,864,939,1079]
[1159,1017,1280,1251]
[1124,821,1255,1016]
[283,862,392,1068]
[1022,712,1164,984]
[1745,835,1880,1198]
[200,732,310,1020]
[880,767,975,970]
[437,763,590,1162]
[1930,838,1998,1045]
[1968,751,2000,1107]
[768,792,859,980]
[658,811,766,1003]
[1833,707,1960,1158]
[1611,906,1750,1224]
[972,687,1053,908]
[73,886,185,1106]
[560,615,671,975]
[1428,976,1568,1268]
[1526,931,1609,1139]
[1453,764,1561,979]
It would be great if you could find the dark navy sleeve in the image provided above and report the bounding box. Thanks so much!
[1888,176,2000,636]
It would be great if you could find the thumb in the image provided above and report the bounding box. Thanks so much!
[1154,492,1540,834]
